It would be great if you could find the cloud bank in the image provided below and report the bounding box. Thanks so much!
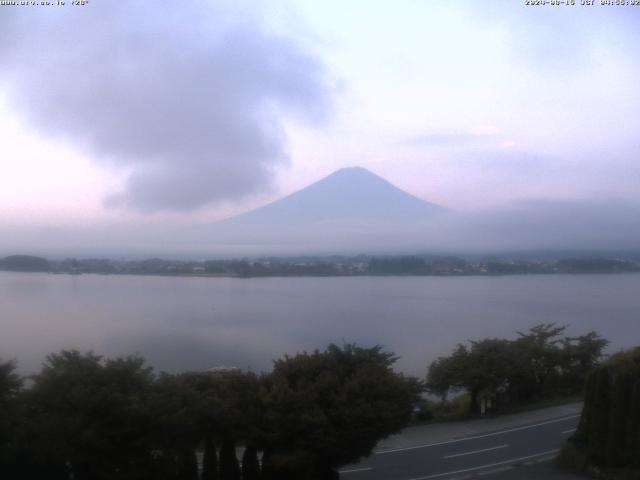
[0,1,333,212]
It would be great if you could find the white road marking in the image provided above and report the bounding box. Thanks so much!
[339,467,373,474]
[443,444,508,459]
[375,414,579,455]
[407,449,559,480]
[561,428,576,434]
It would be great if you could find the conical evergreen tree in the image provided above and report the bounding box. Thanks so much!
[578,348,640,470]
[202,434,218,480]
[177,448,198,480]
[624,378,640,468]
[606,370,632,467]
[259,449,276,480]
[587,367,611,464]
[219,433,240,480]
[241,445,260,480]
[573,371,594,445]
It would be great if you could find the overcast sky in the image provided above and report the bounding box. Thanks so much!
[1,0,639,253]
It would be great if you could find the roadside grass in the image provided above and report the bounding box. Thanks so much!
[412,393,583,426]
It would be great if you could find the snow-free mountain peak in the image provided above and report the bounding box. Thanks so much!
[220,166,448,227]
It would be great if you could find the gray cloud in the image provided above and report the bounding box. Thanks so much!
[0,1,333,212]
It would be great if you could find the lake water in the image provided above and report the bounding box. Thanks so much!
[1,272,639,376]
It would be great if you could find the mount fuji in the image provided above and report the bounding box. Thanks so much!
[220,167,447,228]
[206,167,448,253]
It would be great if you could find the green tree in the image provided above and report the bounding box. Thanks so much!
[212,372,259,480]
[426,324,607,415]
[25,350,155,480]
[465,339,514,414]
[427,340,515,414]
[147,372,203,479]
[261,344,421,479]
[0,359,24,478]
[181,369,261,480]
[572,347,640,470]
[512,323,566,400]
[425,345,468,401]
[560,331,608,392]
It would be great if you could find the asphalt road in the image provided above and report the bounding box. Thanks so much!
[339,414,580,480]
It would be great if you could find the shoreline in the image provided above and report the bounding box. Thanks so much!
[1,270,639,280]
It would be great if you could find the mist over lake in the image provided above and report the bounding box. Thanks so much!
[2,272,639,377]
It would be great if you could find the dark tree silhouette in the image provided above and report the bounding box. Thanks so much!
[426,324,608,414]
[260,344,421,479]
[241,445,261,480]
[0,360,24,478]
[24,351,155,480]
[201,434,219,480]
[572,347,640,470]
[219,431,241,480]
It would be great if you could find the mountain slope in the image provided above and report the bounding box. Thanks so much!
[220,167,447,227]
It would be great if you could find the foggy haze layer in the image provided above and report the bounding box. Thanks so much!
[1,168,639,258]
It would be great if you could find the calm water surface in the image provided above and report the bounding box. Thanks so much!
[1,272,639,376]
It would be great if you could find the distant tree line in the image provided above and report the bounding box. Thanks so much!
[1,254,639,277]
[425,324,608,415]
[562,346,640,474]
[0,255,50,272]
[0,344,420,480]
